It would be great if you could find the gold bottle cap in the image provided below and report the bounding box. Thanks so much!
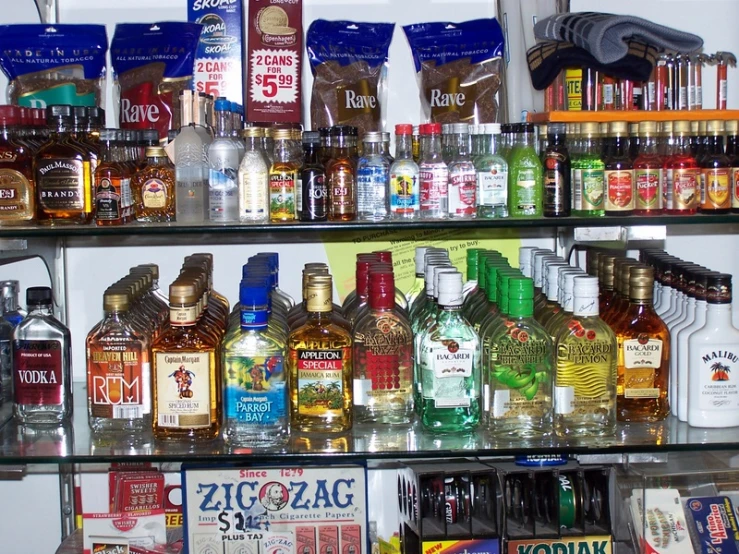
[169,282,198,304]
[243,127,264,138]
[145,146,166,158]
[629,266,654,301]
[660,121,673,135]
[674,120,690,134]
[118,277,142,297]
[571,123,581,135]
[608,121,628,135]
[638,121,657,135]
[707,120,725,134]
[103,291,130,312]
[616,260,639,294]
[601,255,617,288]
[699,120,707,133]
[727,120,739,133]
[305,276,333,313]
[598,122,609,136]
[587,251,602,276]
[272,129,293,141]
[581,122,599,135]
[304,262,328,271]
[132,264,159,279]
[629,122,640,134]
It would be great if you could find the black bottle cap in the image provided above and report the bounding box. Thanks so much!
[520,122,535,133]
[46,105,72,121]
[302,131,320,145]
[318,127,330,137]
[142,129,159,146]
[548,122,566,137]
[99,128,116,142]
[72,105,88,123]
[706,274,732,304]
[26,286,52,305]
[87,107,104,126]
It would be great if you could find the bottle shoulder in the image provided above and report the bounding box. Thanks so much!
[153,326,218,350]
[223,328,285,355]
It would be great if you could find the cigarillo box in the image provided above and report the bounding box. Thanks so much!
[685,496,739,554]
[630,489,694,554]
[182,465,367,554]
[246,0,302,123]
[188,0,244,104]
[83,510,167,554]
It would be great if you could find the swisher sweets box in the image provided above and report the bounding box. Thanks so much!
[182,465,367,554]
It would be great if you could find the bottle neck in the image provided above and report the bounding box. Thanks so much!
[215,111,232,138]
[395,134,413,160]
[425,134,442,158]
[29,303,53,316]
[245,136,263,152]
[363,141,382,156]
[454,133,470,159]
[705,301,733,324]
[610,135,627,157]
[706,135,725,155]
[638,135,658,155]
[303,143,320,164]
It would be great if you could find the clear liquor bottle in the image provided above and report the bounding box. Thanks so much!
[405,246,432,308]
[238,127,269,223]
[476,123,509,218]
[175,90,208,223]
[554,276,617,437]
[389,125,420,220]
[447,123,477,219]
[487,276,553,438]
[208,98,240,223]
[13,287,73,423]
[0,280,25,327]
[222,280,288,446]
[0,313,11,402]
[420,271,481,433]
[357,132,389,221]
[419,123,448,219]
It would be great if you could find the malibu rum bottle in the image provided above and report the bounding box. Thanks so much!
[615,266,670,422]
[289,274,352,433]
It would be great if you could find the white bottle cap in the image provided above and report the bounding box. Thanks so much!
[437,272,464,307]
[425,262,450,295]
[532,250,554,286]
[485,123,502,134]
[536,255,560,289]
[519,247,539,278]
[547,263,570,301]
[558,268,582,306]
[434,267,459,299]
[469,124,477,135]
[562,270,586,313]
[453,122,469,134]
[573,276,600,317]
[415,247,431,274]
[442,123,452,134]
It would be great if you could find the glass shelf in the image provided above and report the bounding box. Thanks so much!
[0,214,738,239]
[1,384,738,464]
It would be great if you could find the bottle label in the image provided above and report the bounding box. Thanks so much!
[87,342,149,420]
[513,168,537,210]
[356,165,388,215]
[490,337,550,418]
[301,169,327,220]
[155,352,212,429]
[95,176,123,221]
[573,168,604,210]
[0,169,31,216]
[269,171,297,219]
[239,169,268,217]
[170,306,198,326]
[421,343,475,408]
[701,167,731,210]
[623,337,662,398]
[296,175,303,214]
[224,354,286,425]
[142,179,167,209]
[296,349,347,418]
[13,339,63,405]
[635,168,662,210]
[733,168,739,209]
[670,168,699,210]
[605,169,634,211]
[555,338,615,415]
[544,153,569,213]
[328,167,356,217]
[390,169,419,214]
[208,168,238,222]
[696,347,739,411]
[448,169,476,216]
[36,158,89,212]
[419,164,448,213]
[477,168,507,207]
[240,309,269,329]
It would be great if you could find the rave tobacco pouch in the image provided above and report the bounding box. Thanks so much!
[0,24,107,108]
[307,20,395,137]
[403,19,505,124]
[111,23,203,141]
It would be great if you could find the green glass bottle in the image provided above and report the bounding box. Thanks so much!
[572,122,605,217]
[463,247,486,300]
[508,123,544,218]
[462,250,495,318]
[487,277,554,438]
[471,260,506,333]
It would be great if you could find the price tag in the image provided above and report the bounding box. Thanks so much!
[249,49,299,105]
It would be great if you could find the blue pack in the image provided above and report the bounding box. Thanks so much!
[0,24,107,108]
[403,19,505,124]
[306,20,395,134]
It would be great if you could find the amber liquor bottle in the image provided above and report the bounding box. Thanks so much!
[327,126,357,221]
[0,106,34,225]
[152,280,221,440]
[95,129,132,226]
[133,146,176,223]
[289,274,353,433]
[614,266,671,422]
[34,105,94,224]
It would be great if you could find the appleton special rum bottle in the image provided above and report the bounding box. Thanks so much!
[288,274,352,433]
[152,280,221,440]
[615,266,670,422]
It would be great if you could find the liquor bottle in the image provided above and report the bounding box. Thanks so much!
[654,257,676,317]
[687,274,739,427]
[532,249,555,303]
[543,123,571,217]
[664,120,700,215]
[381,132,393,164]
[318,127,332,167]
[238,127,269,223]
[508,123,544,217]
[518,246,540,279]
[133,146,176,222]
[419,123,449,219]
[353,269,413,424]
[326,126,357,222]
[356,132,389,221]
[0,106,34,225]
[727,120,739,214]
[598,255,618,316]
[467,256,507,327]
[409,249,449,322]
[175,90,208,223]
[447,123,477,219]
[222,280,288,446]
[95,129,132,226]
[700,120,731,214]
[537,262,569,327]
[0,311,11,402]
[35,105,94,224]
[545,268,584,341]
[534,254,562,314]
[604,121,635,216]
[615,266,670,422]
[554,276,617,437]
[462,248,486,302]
[633,121,664,216]
[471,260,505,333]
[389,124,420,220]
[660,260,689,324]
[420,271,481,433]
[0,280,25,327]
[152,280,221,440]
[476,123,509,218]
[288,274,353,433]
[13,287,73,423]
[269,129,299,222]
[602,260,639,326]
[300,131,328,222]
[207,98,239,223]
[71,107,99,179]
[405,246,431,309]
[86,289,151,432]
[463,250,498,318]
[571,122,605,217]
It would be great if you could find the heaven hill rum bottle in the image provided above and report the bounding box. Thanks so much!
[288,274,353,433]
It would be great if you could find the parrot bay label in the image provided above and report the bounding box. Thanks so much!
[224,355,286,425]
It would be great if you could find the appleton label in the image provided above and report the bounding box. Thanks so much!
[269,171,297,213]
[697,347,739,411]
[13,339,63,405]
[142,178,167,209]
[605,169,634,210]
[702,167,731,209]
[336,80,380,124]
[224,354,286,424]
[635,168,662,209]
[88,343,148,420]
[155,352,211,429]
[36,158,88,212]
[296,349,346,417]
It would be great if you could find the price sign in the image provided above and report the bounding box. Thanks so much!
[249,49,299,105]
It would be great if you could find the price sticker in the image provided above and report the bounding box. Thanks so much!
[217,511,272,533]
[249,49,299,104]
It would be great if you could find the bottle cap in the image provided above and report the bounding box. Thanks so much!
[26,286,52,306]
[693,271,716,302]
[532,250,554,286]
[508,277,535,318]
[466,248,485,281]
[629,266,654,301]
[363,131,382,143]
[373,251,393,264]
[434,266,458,299]
[302,130,320,144]
[452,122,469,134]
[169,283,198,304]
[415,246,432,274]
[427,123,442,134]
[707,120,725,134]
[369,271,395,310]
[638,121,657,135]
[706,273,732,304]
[518,247,539,279]
[485,123,502,134]
[103,291,129,312]
[579,122,598,135]
[561,271,584,313]
[395,124,413,135]
[437,272,464,307]
[586,250,602,277]
[608,121,628,135]
[537,255,561,289]
[548,122,566,136]
[573,276,600,316]
[485,262,506,303]
[547,263,570,301]
[727,120,739,134]
[0,105,19,126]
[600,255,617,289]
[239,281,269,309]
[425,261,450,295]
[305,276,333,312]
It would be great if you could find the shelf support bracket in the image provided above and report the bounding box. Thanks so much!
[558,225,667,263]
